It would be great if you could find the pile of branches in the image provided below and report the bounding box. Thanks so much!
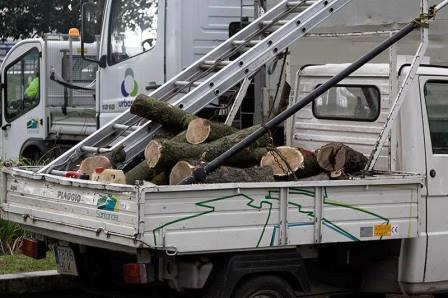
[78,95,367,185]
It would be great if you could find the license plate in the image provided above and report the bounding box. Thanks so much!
[55,246,79,276]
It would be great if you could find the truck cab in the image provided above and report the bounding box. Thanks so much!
[0,36,98,160]
[291,63,448,293]
[92,0,256,126]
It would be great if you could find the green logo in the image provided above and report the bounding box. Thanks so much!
[97,194,118,212]
[27,118,39,129]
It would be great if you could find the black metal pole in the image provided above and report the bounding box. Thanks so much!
[180,21,418,185]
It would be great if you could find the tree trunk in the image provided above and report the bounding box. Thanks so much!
[260,146,304,177]
[130,94,195,132]
[79,156,112,176]
[296,147,324,179]
[169,161,275,185]
[260,147,325,180]
[145,125,268,170]
[186,118,237,144]
[169,161,200,185]
[91,169,127,184]
[125,160,158,185]
[151,172,169,185]
[316,143,367,174]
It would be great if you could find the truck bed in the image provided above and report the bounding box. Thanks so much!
[0,168,423,254]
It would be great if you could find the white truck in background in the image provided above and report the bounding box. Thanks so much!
[3,0,448,297]
[0,35,98,160]
[0,1,256,160]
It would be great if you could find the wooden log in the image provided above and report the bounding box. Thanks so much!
[145,125,268,170]
[91,169,127,185]
[130,94,195,131]
[151,172,169,185]
[169,161,275,185]
[296,148,324,179]
[186,118,237,144]
[170,131,188,143]
[169,161,200,185]
[79,156,112,176]
[315,143,367,174]
[260,146,304,177]
[125,160,158,185]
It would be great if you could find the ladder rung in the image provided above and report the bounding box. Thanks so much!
[261,20,289,26]
[287,1,318,7]
[112,124,140,131]
[202,60,231,66]
[175,81,202,87]
[199,60,231,70]
[232,40,261,46]
[81,146,111,154]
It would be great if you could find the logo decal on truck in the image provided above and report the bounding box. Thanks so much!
[96,194,120,222]
[121,68,139,98]
[26,118,40,134]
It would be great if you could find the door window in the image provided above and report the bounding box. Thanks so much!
[5,48,40,122]
[108,0,159,65]
[424,80,448,154]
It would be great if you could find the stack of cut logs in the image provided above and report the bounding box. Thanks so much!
[79,94,368,185]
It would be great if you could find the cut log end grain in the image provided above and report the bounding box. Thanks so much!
[169,161,197,185]
[316,143,367,174]
[186,118,212,144]
[79,156,112,176]
[260,146,304,177]
[145,140,163,169]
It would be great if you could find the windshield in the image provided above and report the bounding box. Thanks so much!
[108,0,159,65]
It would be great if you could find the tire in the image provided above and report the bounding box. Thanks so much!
[22,147,43,162]
[232,275,296,298]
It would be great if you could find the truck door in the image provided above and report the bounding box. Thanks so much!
[98,0,165,126]
[419,76,448,282]
[1,42,45,160]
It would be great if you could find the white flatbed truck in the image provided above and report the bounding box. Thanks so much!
[2,0,448,297]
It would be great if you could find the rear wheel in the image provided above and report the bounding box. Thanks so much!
[232,275,296,298]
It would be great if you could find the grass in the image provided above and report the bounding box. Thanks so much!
[0,253,56,274]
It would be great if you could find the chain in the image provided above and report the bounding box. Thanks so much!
[264,130,298,181]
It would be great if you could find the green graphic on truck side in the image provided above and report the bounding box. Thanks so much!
[151,187,390,247]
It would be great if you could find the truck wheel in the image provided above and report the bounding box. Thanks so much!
[232,275,296,298]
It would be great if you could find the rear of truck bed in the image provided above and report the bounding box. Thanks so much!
[0,167,423,254]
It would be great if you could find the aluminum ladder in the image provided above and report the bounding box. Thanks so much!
[40,0,352,174]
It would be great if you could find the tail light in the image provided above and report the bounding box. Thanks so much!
[22,238,47,260]
[123,263,149,285]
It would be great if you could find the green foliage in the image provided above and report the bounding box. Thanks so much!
[0,220,25,255]
[0,0,79,40]
[0,253,56,274]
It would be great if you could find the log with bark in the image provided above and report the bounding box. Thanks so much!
[169,160,275,185]
[260,146,324,180]
[186,118,237,144]
[125,160,158,185]
[296,147,324,179]
[130,94,195,132]
[131,95,238,140]
[79,156,112,176]
[315,143,367,177]
[260,146,304,178]
[145,125,268,170]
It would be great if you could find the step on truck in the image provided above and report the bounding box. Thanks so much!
[2,0,448,297]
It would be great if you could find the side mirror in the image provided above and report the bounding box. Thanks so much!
[81,2,103,67]
[81,2,97,44]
